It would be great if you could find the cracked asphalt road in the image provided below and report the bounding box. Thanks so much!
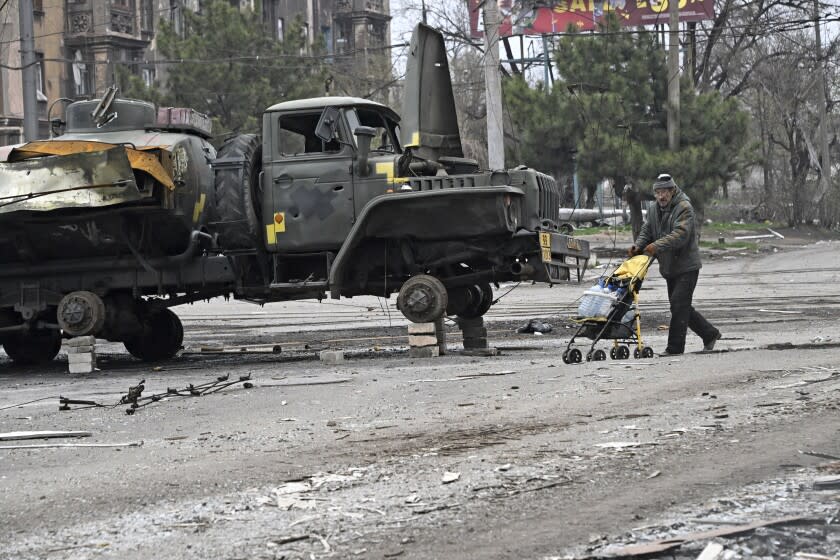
[1,240,839,560]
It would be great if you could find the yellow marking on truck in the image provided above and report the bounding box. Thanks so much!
[541,247,552,263]
[539,232,551,248]
[375,161,395,180]
[405,131,420,148]
[375,161,408,188]
[265,212,287,244]
[192,193,206,223]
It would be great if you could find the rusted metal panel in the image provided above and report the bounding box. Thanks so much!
[8,140,175,190]
[0,147,145,214]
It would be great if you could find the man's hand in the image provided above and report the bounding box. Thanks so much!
[643,243,657,257]
[627,246,639,258]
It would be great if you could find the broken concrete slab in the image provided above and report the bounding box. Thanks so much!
[65,336,95,347]
[408,335,438,348]
[319,350,345,364]
[696,542,725,560]
[409,346,439,358]
[407,322,436,335]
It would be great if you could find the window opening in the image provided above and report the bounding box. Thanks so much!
[277,112,344,157]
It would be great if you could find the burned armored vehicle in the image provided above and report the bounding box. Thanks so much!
[0,23,588,365]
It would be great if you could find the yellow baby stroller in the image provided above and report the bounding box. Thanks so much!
[562,255,654,364]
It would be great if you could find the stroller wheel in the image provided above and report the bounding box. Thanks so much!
[617,345,630,360]
[642,347,654,358]
[633,348,641,359]
[562,349,572,364]
[593,349,607,361]
[569,348,582,363]
[609,347,618,360]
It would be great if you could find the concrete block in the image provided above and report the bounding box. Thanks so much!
[463,336,488,349]
[407,322,436,335]
[456,317,484,329]
[319,350,345,363]
[68,353,96,366]
[66,345,94,354]
[461,326,487,338]
[409,346,439,358]
[434,317,447,355]
[66,336,95,347]
[68,362,94,374]
[408,335,438,348]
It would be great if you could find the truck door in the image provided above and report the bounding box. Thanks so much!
[263,110,355,253]
[345,107,403,216]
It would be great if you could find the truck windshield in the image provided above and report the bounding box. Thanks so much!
[346,108,400,154]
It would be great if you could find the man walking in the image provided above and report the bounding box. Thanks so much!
[629,174,721,356]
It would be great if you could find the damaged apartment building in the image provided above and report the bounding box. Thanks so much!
[0,0,391,145]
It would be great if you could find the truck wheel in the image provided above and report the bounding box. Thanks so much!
[57,291,106,337]
[456,283,493,319]
[397,274,448,323]
[3,330,62,365]
[214,134,262,250]
[123,309,184,362]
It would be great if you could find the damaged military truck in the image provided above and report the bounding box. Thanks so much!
[0,23,589,365]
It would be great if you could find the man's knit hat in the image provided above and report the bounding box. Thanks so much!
[653,173,677,191]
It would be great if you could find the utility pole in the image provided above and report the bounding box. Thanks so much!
[18,0,39,141]
[483,0,505,169]
[541,34,551,91]
[812,0,833,205]
[666,0,680,151]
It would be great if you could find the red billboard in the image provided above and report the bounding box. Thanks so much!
[468,0,715,37]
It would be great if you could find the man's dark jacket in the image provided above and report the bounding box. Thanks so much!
[634,187,702,278]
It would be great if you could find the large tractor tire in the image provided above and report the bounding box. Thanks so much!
[3,329,62,365]
[123,309,184,362]
[214,134,262,250]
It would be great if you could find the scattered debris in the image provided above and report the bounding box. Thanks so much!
[696,542,725,560]
[456,370,517,378]
[799,450,840,460]
[441,471,461,484]
[646,471,661,479]
[319,350,345,363]
[516,319,553,334]
[0,441,142,450]
[266,376,350,387]
[734,234,775,240]
[813,475,840,490]
[0,430,91,441]
[758,309,803,314]
[595,441,659,450]
[591,516,813,558]
[59,374,254,414]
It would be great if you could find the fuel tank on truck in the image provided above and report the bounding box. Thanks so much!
[0,98,217,265]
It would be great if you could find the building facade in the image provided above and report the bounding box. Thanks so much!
[0,0,391,144]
